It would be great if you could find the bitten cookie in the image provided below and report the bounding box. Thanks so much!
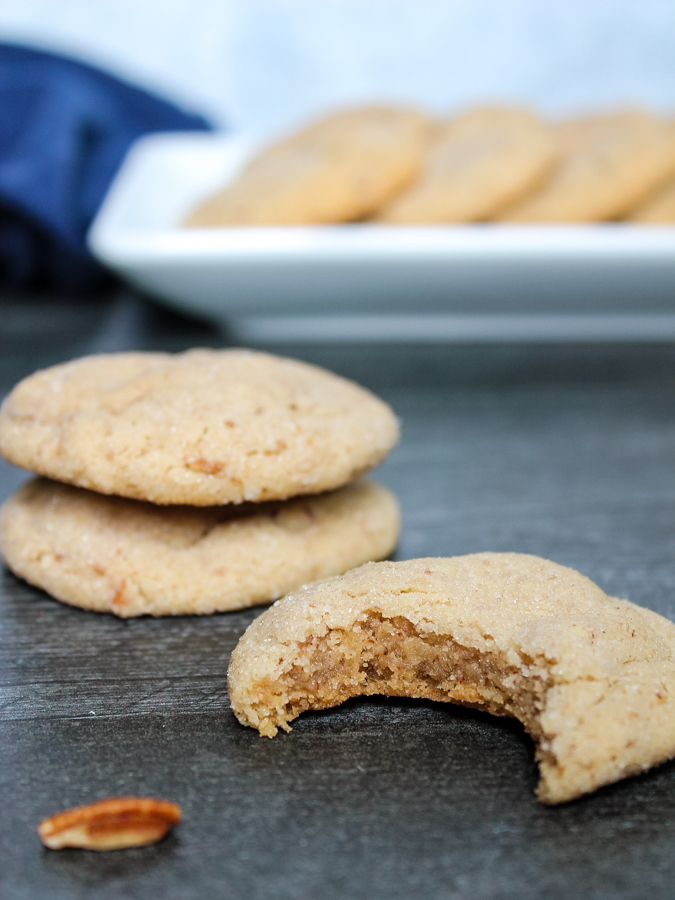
[0,349,399,505]
[503,110,675,222]
[229,553,675,804]
[0,478,400,617]
[377,108,556,223]
[184,106,429,226]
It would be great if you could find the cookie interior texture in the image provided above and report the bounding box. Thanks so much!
[377,107,557,223]
[0,477,400,617]
[228,553,675,804]
[184,106,430,226]
[0,349,399,505]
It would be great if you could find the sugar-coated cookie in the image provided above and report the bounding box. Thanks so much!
[503,111,675,222]
[184,107,429,226]
[0,349,398,505]
[0,478,400,617]
[229,553,675,804]
[377,108,556,223]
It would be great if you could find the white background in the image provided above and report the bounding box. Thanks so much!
[0,0,674,135]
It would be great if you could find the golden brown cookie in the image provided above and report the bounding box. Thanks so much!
[0,478,400,617]
[229,553,675,804]
[503,110,675,222]
[628,175,675,223]
[377,108,557,223]
[0,349,399,505]
[184,106,429,226]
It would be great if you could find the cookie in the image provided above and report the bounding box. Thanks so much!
[377,108,556,223]
[0,349,399,505]
[184,106,429,226]
[229,553,675,804]
[0,478,400,617]
[503,110,675,222]
[629,175,675,223]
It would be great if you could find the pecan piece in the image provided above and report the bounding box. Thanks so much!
[38,797,181,851]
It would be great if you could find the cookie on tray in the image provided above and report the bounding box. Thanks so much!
[0,349,399,505]
[629,175,675,223]
[229,552,675,804]
[377,108,557,223]
[503,110,675,222]
[0,477,400,617]
[184,106,429,226]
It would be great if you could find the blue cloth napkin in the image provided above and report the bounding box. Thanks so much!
[0,43,211,292]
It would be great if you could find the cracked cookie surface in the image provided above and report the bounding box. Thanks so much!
[0,349,398,505]
[0,478,399,616]
[228,553,675,804]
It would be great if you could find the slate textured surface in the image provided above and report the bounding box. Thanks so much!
[2,292,675,899]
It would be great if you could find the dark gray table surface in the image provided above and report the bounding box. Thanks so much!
[2,292,675,900]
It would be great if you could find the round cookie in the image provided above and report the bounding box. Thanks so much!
[0,477,400,617]
[184,106,429,226]
[229,553,675,804]
[377,108,557,223]
[0,349,399,505]
[503,110,675,222]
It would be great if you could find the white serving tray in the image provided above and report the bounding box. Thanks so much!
[88,132,675,340]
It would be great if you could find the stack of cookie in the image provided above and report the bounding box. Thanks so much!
[0,349,400,617]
